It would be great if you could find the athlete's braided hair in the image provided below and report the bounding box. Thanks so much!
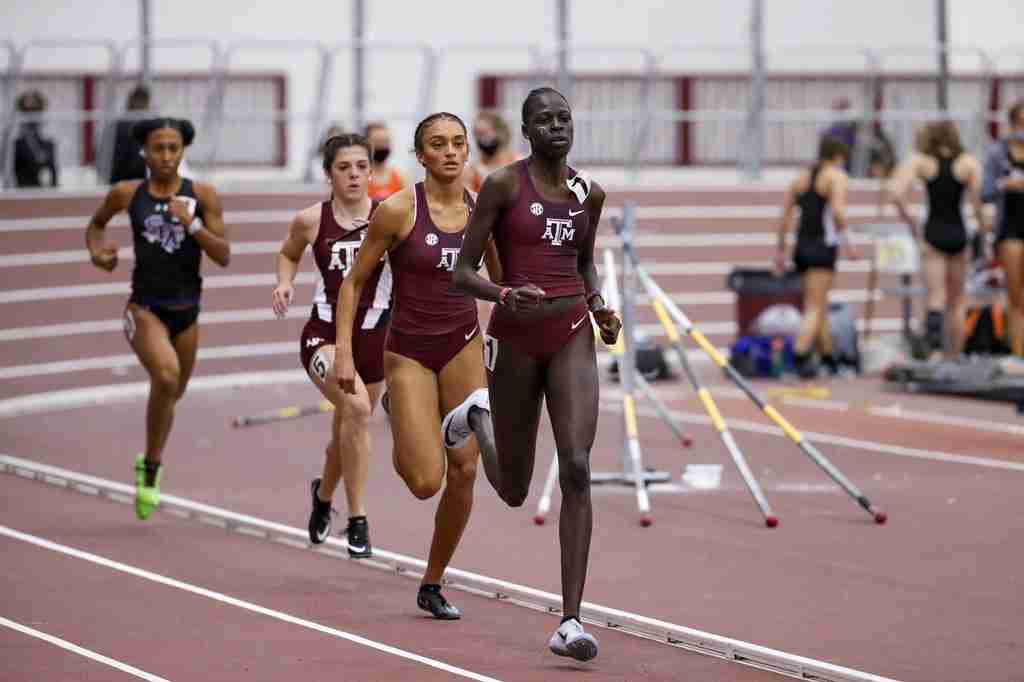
[132,117,196,147]
[521,87,569,125]
[322,133,372,172]
[413,112,467,153]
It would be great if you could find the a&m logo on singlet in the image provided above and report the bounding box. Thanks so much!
[436,247,460,272]
[142,203,185,254]
[542,218,576,247]
[328,239,362,274]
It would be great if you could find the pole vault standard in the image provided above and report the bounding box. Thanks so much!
[534,203,692,528]
[627,241,886,525]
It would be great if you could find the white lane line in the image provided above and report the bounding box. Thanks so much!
[0,273,315,305]
[0,289,895,343]
[0,241,286,267]
[606,401,1024,473]
[1,260,886,305]
[705,385,1024,437]
[0,232,880,268]
[0,455,898,682]
[0,370,307,418]
[0,342,295,380]
[0,321,906,381]
[0,203,915,233]
[0,616,169,682]
[0,526,502,682]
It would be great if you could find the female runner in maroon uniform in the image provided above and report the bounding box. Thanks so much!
[335,113,501,619]
[273,134,389,557]
[453,87,621,661]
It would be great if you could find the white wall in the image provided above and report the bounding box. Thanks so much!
[3,0,1022,180]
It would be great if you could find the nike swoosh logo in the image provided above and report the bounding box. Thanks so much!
[465,327,478,341]
[569,209,585,217]
[571,315,588,330]
[559,631,568,642]
[348,544,366,553]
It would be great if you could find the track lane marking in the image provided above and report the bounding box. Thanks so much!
[0,525,502,682]
[0,616,170,681]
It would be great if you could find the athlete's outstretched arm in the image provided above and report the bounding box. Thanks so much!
[774,179,798,274]
[273,206,316,318]
[454,168,543,309]
[85,181,135,273]
[188,183,231,267]
[335,193,405,394]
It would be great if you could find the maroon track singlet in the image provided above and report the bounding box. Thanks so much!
[310,199,390,327]
[387,182,477,336]
[492,159,589,299]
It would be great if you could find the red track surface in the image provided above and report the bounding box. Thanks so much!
[2,187,1023,681]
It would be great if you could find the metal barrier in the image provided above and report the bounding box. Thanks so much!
[4,38,1024,188]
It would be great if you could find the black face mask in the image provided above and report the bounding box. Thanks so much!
[373,148,391,164]
[476,137,500,156]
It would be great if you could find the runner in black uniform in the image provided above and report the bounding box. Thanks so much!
[85,118,230,520]
[775,137,858,378]
[889,120,987,358]
[983,101,1024,357]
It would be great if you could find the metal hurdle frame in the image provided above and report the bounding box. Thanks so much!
[627,251,886,524]
[534,202,693,527]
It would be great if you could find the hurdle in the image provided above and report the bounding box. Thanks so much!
[630,253,886,525]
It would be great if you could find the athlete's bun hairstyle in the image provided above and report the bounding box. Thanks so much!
[817,136,849,162]
[132,117,196,147]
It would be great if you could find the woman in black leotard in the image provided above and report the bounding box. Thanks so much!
[889,120,988,358]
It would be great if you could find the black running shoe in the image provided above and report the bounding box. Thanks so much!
[417,584,461,620]
[308,478,334,545]
[346,515,372,558]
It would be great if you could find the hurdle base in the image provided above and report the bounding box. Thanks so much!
[591,470,672,487]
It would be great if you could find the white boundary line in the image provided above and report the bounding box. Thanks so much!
[0,616,169,682]
[608,401,1024,473]
[0,321,906,381]
[0,204,914,233]
[0,233,880,268]
[0,454,896,682]
[0,259,888,306]
[0,289,894,343]
[0,524,501,682]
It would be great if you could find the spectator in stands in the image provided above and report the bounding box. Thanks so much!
[982,100,1024,357]
[13,90,59,188]
[820,97,858,171]
[105,85,152,184]
[365,121,407,200]
[464,110,519,192]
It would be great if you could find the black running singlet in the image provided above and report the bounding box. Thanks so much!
[128,178,205,305]
[796,164,837,248]
[923,155,968,255]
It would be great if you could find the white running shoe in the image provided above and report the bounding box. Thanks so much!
[548,618,599,662]
[441,388,490,450]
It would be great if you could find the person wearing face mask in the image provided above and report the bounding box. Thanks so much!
[13,90,59,188]
[365,121,407,200]
[465,110,520,192]
[983,101,1024,357]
